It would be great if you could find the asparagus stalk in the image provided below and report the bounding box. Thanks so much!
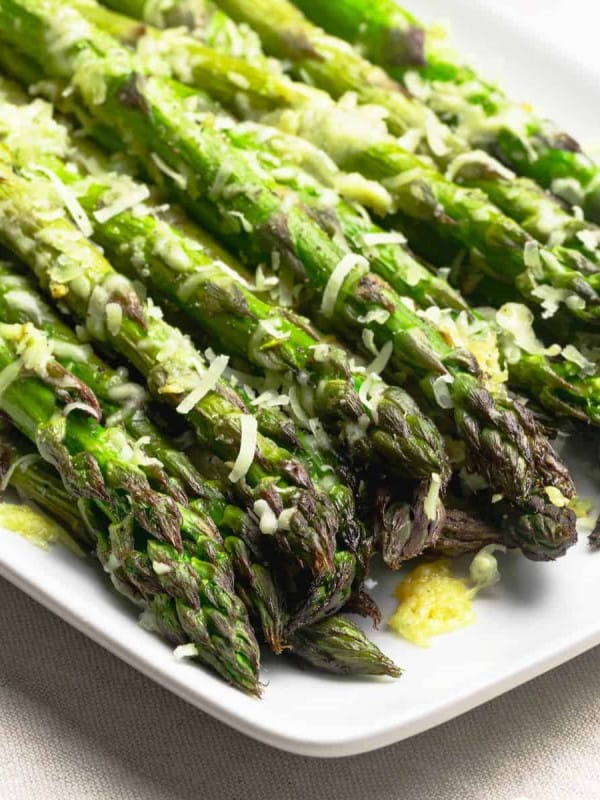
[104,0,274,65]
[0,147,339,578]
[289,615,401,677]
[0,422,259,694]
[431,490,577,561]
[223,535,287,653]
[292,0,600,224]
[0,0,572,507]
[0,316,251,580]
[65,0,600,329]
[0,421,95,546]
[290,0,426,69]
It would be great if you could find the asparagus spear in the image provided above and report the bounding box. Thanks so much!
[289,615,401,677]
[0,421,95,546]
[0,314,249,572]
[104,0,273,64]
[0,0,572,507]
[291,0,426,69]
[434,491,577,561]
[223,535,287,653]
[291,0,600,224]
[64,0,600,328]
[0,148,339,578]
[0,424,262,691]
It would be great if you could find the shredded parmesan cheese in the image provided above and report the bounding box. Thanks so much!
[432,374,454,409]
[366,340,393,375]
[173,643,199,660]
[33,164,92,237]
[150,152,188,189]
[0,360,23,396]
[105,302,123,337]
[94,184,150,223]
[176,354,229,414]
[321,254,368,317]
[362,231,407,247]
[152,560,172,575]
[0,453,41,492]
[424,473,442,521]
[228,414,257,483]
[562,344,596,376]
[62,401,99,418]
[253,499,278,535]
[277,507,297,531]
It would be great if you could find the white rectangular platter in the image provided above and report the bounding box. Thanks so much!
[2,0,600,759]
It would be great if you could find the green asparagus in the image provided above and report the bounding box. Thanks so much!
[0,145,339,578]
[1,419,402,674]
[0,0,586,698]
[0,328,262,691]
[292,0,600,224]
[289,615,402,677]
[0,0,573,509]
[3,48,586,506]
[291,0,425,69]
[0,83,449,490]
[0,321,185,546]
[431,491,577,561]
[65,0,600,330]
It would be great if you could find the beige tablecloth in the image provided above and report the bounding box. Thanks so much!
[1,577,599,800]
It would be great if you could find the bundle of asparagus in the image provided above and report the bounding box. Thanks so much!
[0,0,591,695]
[80,0,600,329]
[290,0,600,225]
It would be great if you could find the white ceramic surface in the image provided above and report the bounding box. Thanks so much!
[2,0,600,759]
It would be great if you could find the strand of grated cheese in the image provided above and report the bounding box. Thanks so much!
[321,253,368,317]
[32,164,93,237]
[93,184,150,223]
[176,354,229,414]
[228,414,258,483]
